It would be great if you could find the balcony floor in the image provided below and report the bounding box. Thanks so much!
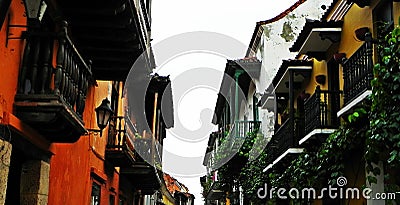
[337,90,371,117]
[263,148,304,172]
[299,128,337,145]
[14,94,86,142]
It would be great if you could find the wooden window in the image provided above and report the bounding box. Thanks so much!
[109,194,115,205]
[91,182,101,205]
[119,195,126,205]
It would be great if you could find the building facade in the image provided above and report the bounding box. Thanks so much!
[203,0,400,204]
[0,0,182,204]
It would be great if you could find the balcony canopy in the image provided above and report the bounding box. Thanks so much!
[121,163,161,195]
[205,182,227,200]
[212,58,261,124]
[55,0,152,80]
[289,20,343,60]
[272,60,312,93]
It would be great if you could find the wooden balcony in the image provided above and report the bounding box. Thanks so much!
[300,87,340,144]
[273,119,293,157]
[339,42,373,116]
[14,23,93,142]
[106,117,162,193]
[120,163,162,195]
[53,0,153,81]
[263,117,305,171]
[205,182,228,201]
[105,116,135,167]
[119,137,162,194]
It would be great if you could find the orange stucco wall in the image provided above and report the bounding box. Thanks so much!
[2,2,123,203]
[49,81,122,205]
[0,0,25,115]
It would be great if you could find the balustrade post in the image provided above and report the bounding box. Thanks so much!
[315,86,321,128]
[66,49,73,106]
[342,63,347,104]
[18,35,32,94]
[71,60,78,109]
[54,21,68,95]
[29,36,41,94]
[118,117,123,147]
[40,37,52,94]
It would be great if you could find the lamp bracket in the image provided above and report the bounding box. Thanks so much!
[85,128,103,137]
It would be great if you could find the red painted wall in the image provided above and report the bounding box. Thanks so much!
[0,0,25,115]
[1,2,123,204]
[49,82,121,205]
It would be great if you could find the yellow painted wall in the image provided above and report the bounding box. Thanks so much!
[304,59,328,95]
[395,2,400,26]
[162,195,175,205]
[226,197,230,205]
[337,4,372,92]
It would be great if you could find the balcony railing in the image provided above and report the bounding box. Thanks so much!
[273,119,293,157]
[133,137,162,168]
[208,121,260,169]
[14,22,93,142]
[113,118,162,194]
[235,120,261,138]
[106,116,135,167]
[107,116,127,149]
[229,120,261,151]
[304,86,340,135]
[342,42,373,105]
[265,142,277,165]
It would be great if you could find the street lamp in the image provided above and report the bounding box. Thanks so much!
[88,98,114,137]
[24,0,43,19]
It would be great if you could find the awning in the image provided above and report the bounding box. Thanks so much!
[272,60,312,93]
[206,182,227,200]
[289,20,343,60]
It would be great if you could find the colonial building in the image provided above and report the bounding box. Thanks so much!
[203,0,400,204]
[164,173,195,205]
[202,58,262,205]
[0,0,177,204]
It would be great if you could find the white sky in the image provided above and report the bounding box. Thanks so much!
[151,0,298,204]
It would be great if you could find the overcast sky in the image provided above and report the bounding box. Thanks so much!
[151,0,298,204]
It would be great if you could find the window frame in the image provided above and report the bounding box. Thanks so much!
[91,181,101,205]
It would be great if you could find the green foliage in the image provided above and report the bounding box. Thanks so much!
[201,175,213,198]
[366,24,400,201]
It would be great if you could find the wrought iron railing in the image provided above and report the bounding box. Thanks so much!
[304,86,340,135]
[209,121,261,168]
[107,116,129,149]
[17,21,92,118]
[273,119,292,157]
[107,116,162,167]
[133,137,162,167]
[265,141,277,165]
[235,120,261,138]
[342,42,373,105]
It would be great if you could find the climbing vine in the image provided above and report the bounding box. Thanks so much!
[366,20,400,195]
